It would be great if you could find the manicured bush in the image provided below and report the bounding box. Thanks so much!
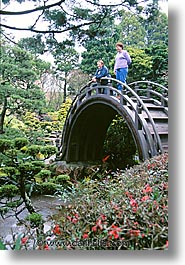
[0,184,19,198]
[14,138,28,149]
[35,169,51,181]
[39,182,59,195]
[25,213,43,228]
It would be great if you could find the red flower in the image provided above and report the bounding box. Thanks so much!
[82,233,89,239]
[125,191,133,199]
[21,237,28,245]
[92,226,97,232]
[102,154,110,163]
[67,215,72,221]
[100,214,107,221]
[143,184,152,193]
[141,195,149,201]
[130,230,140,237]
[108,224,122,239]
[53,224,61,235]
[72,218,78,223]
[92,218,103,232]
[67,213,79,223]
[96,219,103,230]
[44,244,50,250]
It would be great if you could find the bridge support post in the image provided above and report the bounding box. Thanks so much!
[135,101,142,130]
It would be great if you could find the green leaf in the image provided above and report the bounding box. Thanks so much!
[0,239,7,250]
[14,234,23,250]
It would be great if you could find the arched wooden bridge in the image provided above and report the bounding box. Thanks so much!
[59,78,168,164]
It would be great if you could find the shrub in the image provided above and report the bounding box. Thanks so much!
[39,182,59,195]
[0,139,13,152]
[36,169,51,181]
[55,174,70,183]
[14,138,28,149]
[25,213,43,228]
[41,153,168,250]
[0,154,168,250]
[103,115,137,169]
[0,184,19,198]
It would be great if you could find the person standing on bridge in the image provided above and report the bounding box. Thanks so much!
[114,42,132,91]
[92,60,111,85]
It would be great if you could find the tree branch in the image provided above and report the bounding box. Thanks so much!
[0,20,102,34]
[0,0,65,15]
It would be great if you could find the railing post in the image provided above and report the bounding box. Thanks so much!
[135,101,142,130]
[147,84,151,98]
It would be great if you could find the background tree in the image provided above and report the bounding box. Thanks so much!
[144,2,168,46]
[0,41,50,133]
[18,34,46,55]
[80,15,119,76]
[48,39,80,102]
[117,10,146,48]
[145,44,168,85]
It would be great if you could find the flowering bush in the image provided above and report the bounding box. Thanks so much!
[0,153,168,250]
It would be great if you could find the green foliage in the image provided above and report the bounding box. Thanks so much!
[145,45,168,86]
[44,153,168,250]
[25,213,43,228]
[39,182,59,195]
[35,169,51,181]
[103,116,137,169]
[26,145,41,158]
[0,139,13,152]
[0,184,19,198]
[0,239,7,250]
[127,47,153,83]
[14,138,28,149]
[18,34,46,55]
[40,146,57,158]
[31,161,45,173]
[58,98,72,126]
[1,166,19,176]
[0,43,48,133]
[55,174,71,188]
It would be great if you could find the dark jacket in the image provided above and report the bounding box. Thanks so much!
[94,65,111,85]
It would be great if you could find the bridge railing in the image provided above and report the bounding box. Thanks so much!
[62,78,167,158]
[128,80,168,108]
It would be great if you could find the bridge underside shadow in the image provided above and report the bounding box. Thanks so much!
[63,97,140,164]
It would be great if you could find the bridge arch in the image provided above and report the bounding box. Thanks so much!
[60,78,168,165]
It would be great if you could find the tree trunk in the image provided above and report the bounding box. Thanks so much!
[63,72,68,103]
[0,97,7,134]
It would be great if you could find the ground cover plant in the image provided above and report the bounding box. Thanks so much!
[0,153,168,250]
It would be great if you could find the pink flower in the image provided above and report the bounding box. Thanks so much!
[141,195,149,201]
[130,199,137,207]
[21,237,28,245]
[82,233,89,239]
[92,226,97,232]
[130,230,140,237]
[143,185,152,193]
